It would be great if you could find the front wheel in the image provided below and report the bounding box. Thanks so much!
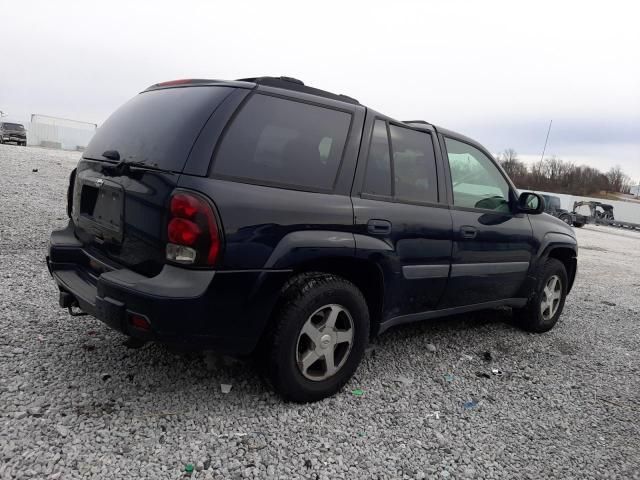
[514,258,568,333]
[266,273,369,402]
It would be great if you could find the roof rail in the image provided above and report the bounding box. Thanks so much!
[237,76,360,105]
[403,120,432,126]
[143,78,252,92]
[238,76,305,86]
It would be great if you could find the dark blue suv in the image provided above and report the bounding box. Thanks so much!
[48,77,577,402]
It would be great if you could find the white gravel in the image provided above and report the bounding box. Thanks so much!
[1,144,639,479]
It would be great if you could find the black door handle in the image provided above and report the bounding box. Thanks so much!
[367,219,392,235]
[460,226,478,239]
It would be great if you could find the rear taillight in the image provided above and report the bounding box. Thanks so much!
[166,191,221,266]
[168,218,201,245]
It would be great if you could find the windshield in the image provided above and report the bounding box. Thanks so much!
[1,123,24,131]
[543,195,561,209]
[84,86,234,172]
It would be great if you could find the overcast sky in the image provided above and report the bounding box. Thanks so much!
[2,0,639,180]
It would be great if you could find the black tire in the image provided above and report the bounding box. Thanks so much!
[572,222,584,228]
[265,272,369,402]
[514,258,568,333]
[558,213,573,226]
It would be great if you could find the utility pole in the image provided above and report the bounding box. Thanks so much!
[540,119,553,162]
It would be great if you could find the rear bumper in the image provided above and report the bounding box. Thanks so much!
[47,223,291,354]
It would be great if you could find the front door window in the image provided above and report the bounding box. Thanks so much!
[445,138,510,212]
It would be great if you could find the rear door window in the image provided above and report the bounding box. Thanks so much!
[389,125,438,203]
[213,94,352,191]
[362,121,439,203]
[84,86,234,172]
[362,120,392,196]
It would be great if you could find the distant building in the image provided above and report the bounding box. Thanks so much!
[28,114,97,151]
[630,185,640,196]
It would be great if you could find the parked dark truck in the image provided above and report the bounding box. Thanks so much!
[541,194,587,227]
[0,122,27,146]
[47,77,578,402]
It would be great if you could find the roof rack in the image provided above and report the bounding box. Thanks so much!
[144,78,249,92]
[237,76,360,105]
[403,120,432,126]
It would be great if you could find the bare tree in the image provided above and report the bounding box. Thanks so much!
[495,148,628,196]
[606,165,630,193]
[497,149,527,184]
[499,148,518,163]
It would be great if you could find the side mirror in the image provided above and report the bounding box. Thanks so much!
[518,192,545,214]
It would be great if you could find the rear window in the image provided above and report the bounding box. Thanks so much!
[84,86,233,171]
[213,94,352,191]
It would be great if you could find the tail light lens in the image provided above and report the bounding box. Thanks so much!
[166,191,221,266]
[168,218,201,245]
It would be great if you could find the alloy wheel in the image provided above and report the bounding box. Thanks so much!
[540,275,562,320]
[295,304,354,381]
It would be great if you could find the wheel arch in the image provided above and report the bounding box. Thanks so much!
[264,256,385,340]
[542,245,578,293]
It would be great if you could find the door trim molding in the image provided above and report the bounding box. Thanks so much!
[450,261,529,277]
[402,264,450,279]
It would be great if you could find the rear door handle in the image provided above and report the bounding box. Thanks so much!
[367,219,392,235]
[460,226,478,239]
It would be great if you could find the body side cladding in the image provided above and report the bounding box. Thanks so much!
[402,264,450,279]
[451,262,529,277]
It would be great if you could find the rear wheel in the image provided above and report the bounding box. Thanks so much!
[572,222,585,228]
[514,258,568,333]
[266,273,369,402]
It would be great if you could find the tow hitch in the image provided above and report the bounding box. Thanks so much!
[68,306,88,317]
[59,291,88,316]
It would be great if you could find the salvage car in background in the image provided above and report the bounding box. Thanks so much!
[542,194,587,227]
[0,122,27,146]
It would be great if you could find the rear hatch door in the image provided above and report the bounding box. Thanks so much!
[72,85,235,276]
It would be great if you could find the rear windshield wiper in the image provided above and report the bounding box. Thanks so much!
[100,150,163,173]
[102,149,121,161]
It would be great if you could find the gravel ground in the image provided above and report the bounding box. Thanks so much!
[1,144,639,480]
